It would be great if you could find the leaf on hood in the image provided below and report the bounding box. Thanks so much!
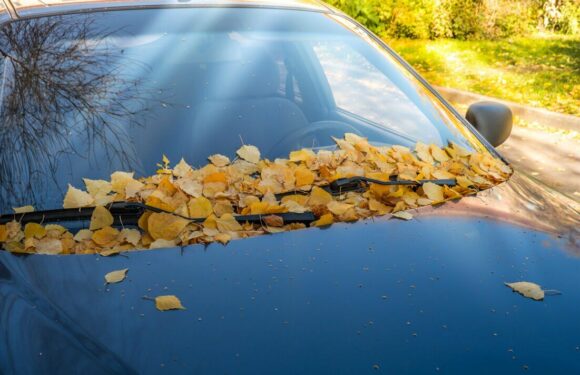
[236,145,260,164]
[90,206,114,231]
[155,295,185,311]
[392,211,413,221]
[147,212,190,241]
[505,281,545,301]
[105,268,128,284]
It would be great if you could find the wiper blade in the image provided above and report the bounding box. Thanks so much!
[327,177,456,195]
[0,202,316,226]
[276,177,456,199]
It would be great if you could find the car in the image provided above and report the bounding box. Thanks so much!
[0,0,578,374]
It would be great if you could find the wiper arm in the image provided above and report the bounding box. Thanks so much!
[0,202,316,226]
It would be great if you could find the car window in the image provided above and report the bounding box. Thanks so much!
[313,41,441,143]
[0,7,488,212]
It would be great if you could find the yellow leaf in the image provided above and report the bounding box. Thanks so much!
[415,142,434,163]
[173,158,194,177]
[313,213,333,227]
[214,232,232,244]
[111,171,135,194]
[208,154,230,167]
[216,213,243,232]
[505,282,544,301]
[456,176,474,188]
[155,295,185,311]
[147,212,190,241]
[248,201,287,215]
[73,229,93,242]
[13,205,35,214]
[289,149,315,163]
[63,185,94,209]
[327,201,353,216]
[188,197,213,218]
[175,178,202,197]
[90,206,114,231]
[92,226,120,247]
[422,182,444,202]
[149,238,177,249]
[83,179,112,198]
[392,211,413,221]
[430,144,449,163]
[120,228,141,246]
[24,223,46,239]
[105,268,128,284]
[36,238,63,254]
[294,166,315,187]
[308,186,333,207]
[125,179,145,199]
[236,145,261,164]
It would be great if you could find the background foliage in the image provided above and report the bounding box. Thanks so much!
[325,0,580,39]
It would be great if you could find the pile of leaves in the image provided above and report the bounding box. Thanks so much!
[0,134,512,255]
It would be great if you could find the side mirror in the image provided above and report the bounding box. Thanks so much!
[465,101,512,147]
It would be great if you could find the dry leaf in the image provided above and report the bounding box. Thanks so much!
[147,213,190,241]
[236,145,260,164]
[105,268,128,284]
[208,154,230,167]
[505,282,545,301]
[63,185,94,208]
[155,295,185,311]
[392,211,413,221]
[188,197,213,218]
[422,182,444,202]
[13,205,35,214]
[90,206,114,231]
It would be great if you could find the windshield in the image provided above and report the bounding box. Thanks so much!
[0,7,487,212]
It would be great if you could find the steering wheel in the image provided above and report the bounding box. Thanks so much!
[267,121,364,156]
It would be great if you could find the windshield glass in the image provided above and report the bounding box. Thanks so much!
[0,7,487,212]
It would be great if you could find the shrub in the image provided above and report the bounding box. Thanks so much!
[325,0,580,39]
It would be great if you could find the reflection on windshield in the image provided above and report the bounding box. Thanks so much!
[0,15,147,210]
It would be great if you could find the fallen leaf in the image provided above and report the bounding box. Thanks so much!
[105,268,128,284]
[13,205,35,214]
[63,185,94,208]
[24,223,46,239]
[147,212,190,241]
[313,213,334,227]
[208,154,230,167]
[422,182,444,202]
[505,282,544,301]
[392,211,413,221]
[263,215,284,227]
[90,206,114,231]
[92,226,120,247]
[35,238,63,254]
[236,145,260,164]
[188,197,213,218]
[155,295,185,311]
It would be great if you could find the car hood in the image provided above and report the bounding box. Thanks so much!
[0,171,578,374]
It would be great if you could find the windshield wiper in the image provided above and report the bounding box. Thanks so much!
[0,202,316,226]
[276,177,456,199]
[327,177,456,195]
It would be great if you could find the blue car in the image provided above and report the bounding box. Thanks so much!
[0,0,578,374]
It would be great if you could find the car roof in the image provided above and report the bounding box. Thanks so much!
[2,0,336,20]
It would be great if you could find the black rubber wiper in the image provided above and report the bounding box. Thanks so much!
[0,202,316,226]
[276,177,456,199]
[326,177,456,195]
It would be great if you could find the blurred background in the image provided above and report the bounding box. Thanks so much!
[326,0,579,200]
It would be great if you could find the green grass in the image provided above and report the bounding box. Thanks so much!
[387,35,580,116]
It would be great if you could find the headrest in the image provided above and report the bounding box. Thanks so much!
[199,48,280,100]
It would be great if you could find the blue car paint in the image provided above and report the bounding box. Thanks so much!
[1,172,578,374]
